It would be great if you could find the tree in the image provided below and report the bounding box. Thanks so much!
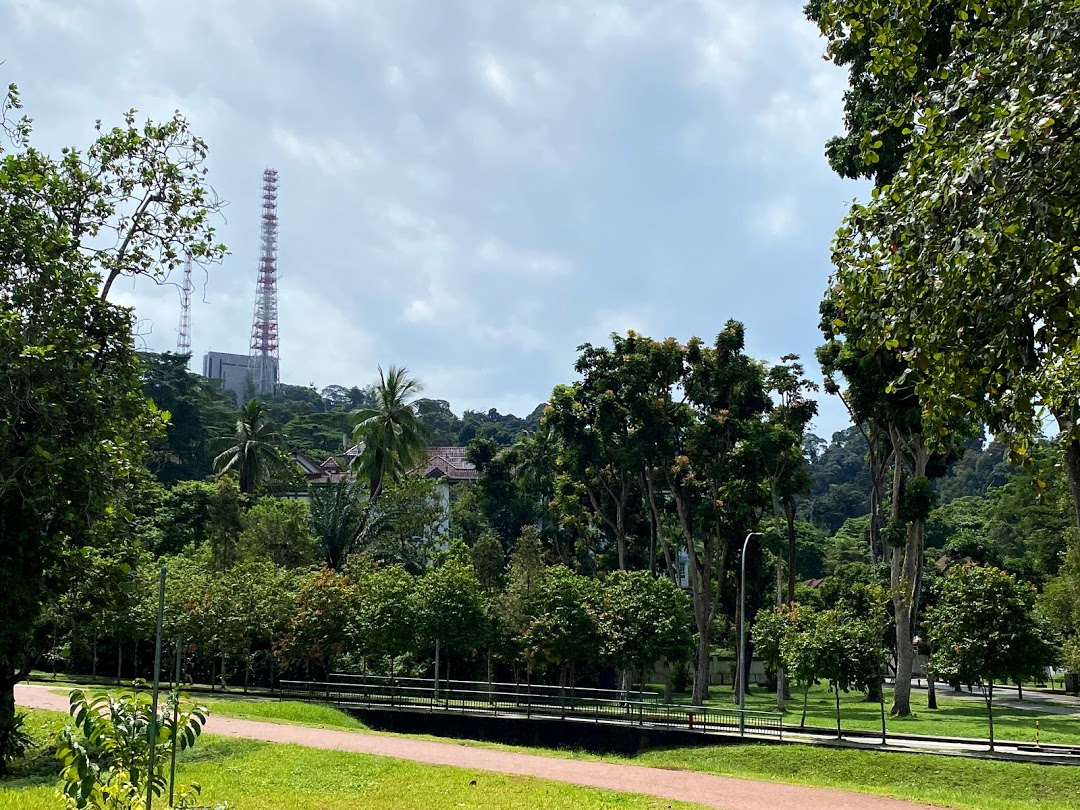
[521,565,601,689]
[351,563,417,678]
[472,530,507,591]
[763,355,819,603]
[279,566,355,678]
[0,84,223,767]
[415,552,489,680]
[545,341,648,570]
[927,564,1055,750]
[239,497,318,568]
[465,438,541,550]
[139,352,227,483]
[754,603,822,727]
[350,366,427,501]
[599,571,693,700]
[813,0,1080,536]
[57,688,222,810]
[213,399,283,494]
[365,476,448,573]
[206,477,244,570]
[309,479,369,571]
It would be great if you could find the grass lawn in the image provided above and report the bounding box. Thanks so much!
[190,697,1080,810]
[203,696,373,731]
[660,682,1080,745]
[10,703,1080,810]
[0,711,697,810]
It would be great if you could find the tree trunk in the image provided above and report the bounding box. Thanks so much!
[92,634,98,681]
[986,682,995,752]
[890,431,927,717]
[927,673,938,709]
[785,498,797,603]
[692,630,711,705]
[0,679,16,775]
[1016,681,1023,701]
[662,658,673,703]
[116,641,123,685]
[834,683,842,739]
[1062,436,1080,538]
[801,683,810,728]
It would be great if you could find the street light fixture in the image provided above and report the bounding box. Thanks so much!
[738,531,764,736]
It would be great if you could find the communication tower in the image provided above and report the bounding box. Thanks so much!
[248,168,280,395]
[176,253,192,356]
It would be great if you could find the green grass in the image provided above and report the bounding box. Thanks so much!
[660,682,1080,745]
[205,697,372,730]
[9,704,1080,810]
[0,712,698,810]
[625,745,1080,810]
[190,695,1080,810]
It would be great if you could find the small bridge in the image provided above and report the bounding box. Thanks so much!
[278,674,785,741]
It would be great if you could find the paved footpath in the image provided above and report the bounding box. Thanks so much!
[17,684,936,810]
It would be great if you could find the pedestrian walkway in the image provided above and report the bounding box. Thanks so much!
[16,684,934,810]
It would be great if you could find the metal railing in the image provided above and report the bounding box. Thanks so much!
[277,675,783,739]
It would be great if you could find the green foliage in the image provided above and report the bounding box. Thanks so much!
[139,352,235,484]
[0,83,223,770]
[522,566,601,677]
[56,688,221,810]
[213,400,285,495]
[899,476,934,524]
[0,711,30,774]
[238,498,317,569]
[350,366,427,500]
[363,476,446,573]
[599,571,693,675]
[207,478,244,570]
[465,439,542,550]
[279,567,355,676]
[814,0,1080,530]
[471,530,506,591]
[415,555,489,658]
[928,565,1053,688]
[350,562,417,670]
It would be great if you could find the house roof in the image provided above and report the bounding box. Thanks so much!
[295,445,476,484]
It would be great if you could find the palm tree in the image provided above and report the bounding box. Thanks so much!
[350,365,428,500]
[214,399,282,494]
[309,478,388,571]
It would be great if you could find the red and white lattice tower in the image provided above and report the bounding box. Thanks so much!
[176,253,193,356]
[248,168,280,395]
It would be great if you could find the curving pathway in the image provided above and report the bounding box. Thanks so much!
[17,684,938,810]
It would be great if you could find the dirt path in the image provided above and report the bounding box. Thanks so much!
[17,684,937,810]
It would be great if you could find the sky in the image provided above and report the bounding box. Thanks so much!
[2,0,870,440]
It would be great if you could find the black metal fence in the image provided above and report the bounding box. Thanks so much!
[278,675,783,740]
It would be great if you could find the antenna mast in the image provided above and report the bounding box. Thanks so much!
[249,168,280,395]
[176,253,192,357]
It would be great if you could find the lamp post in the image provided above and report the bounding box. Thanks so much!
[738,532,763,736]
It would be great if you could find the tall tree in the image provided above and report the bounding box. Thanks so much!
[350,366,427,500]
[0,85,223,766]
[812,0,1080,537]
[764,355,819,603]
[214,399,283,494]
[546,338,649,569]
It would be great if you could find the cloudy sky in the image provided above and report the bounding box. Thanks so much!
[3,0,869,438]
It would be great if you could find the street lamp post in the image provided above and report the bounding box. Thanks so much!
[738,532,763,736]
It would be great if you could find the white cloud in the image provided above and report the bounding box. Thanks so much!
[475,238,570,278]
[750,196,797,239]
[271,129,378,176]
[404,298,435,323]
[2,0,865,437]
[478,54,517,105]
